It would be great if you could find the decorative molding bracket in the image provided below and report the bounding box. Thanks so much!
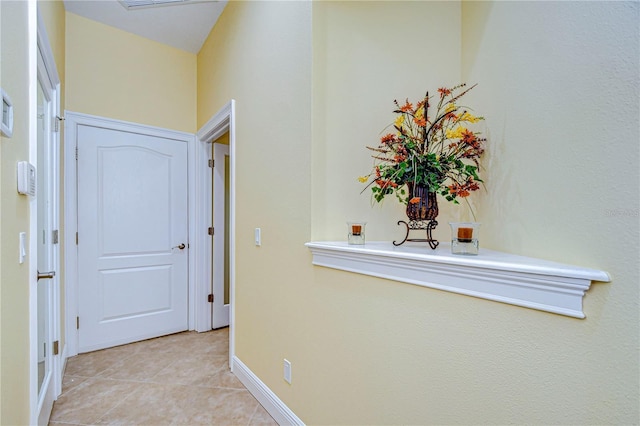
[305,241,610,318]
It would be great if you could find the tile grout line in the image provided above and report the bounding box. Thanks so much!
[146,355,183,382]
[247,402,262,426]
[50,376,105,423]
[92,376,156,425]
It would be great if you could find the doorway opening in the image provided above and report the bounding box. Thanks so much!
[195,100,236,370]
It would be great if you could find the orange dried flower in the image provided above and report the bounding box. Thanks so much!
[375,179,398,189]
[448,178,480,198]
[399,101,413,113]
[438,87,452,97]
[380,133,396,144]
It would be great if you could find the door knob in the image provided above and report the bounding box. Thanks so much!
[37,270,56,281]
[173,243,186,250]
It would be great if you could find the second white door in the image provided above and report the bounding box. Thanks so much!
[77,124,189,352]
[212,142,230,329]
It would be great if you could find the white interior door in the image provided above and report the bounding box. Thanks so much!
[212,142,230,329]
[77,125,188,352]
[35,76,56,426]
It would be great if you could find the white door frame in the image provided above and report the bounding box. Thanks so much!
[31,9,62,425]
[63,112,197,357]
[195,100,236,369]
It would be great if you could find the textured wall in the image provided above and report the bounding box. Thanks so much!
[460,2,639,422]
[312,1,463,243]
[66,12,197,133]
[203,1,639,424]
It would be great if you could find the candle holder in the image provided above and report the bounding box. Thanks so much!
[347,221,366,245]
[449,222,480,255]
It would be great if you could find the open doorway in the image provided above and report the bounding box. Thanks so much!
[195,100,236,369]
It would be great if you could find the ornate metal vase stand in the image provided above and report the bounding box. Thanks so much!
[393,183,440,249]
[393,219,439,249]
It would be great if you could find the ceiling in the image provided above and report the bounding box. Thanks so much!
[63,0,228,54]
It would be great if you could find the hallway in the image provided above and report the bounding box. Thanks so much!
[49,328,276,425]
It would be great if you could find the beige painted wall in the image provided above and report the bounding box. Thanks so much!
[213,131,229,145]
[312,1,462,243]
[460,1,639,422]
[197,0,315,418]
[0,1,33,423]
[39,0,65,110]
[200,0,638,424]
[65,12,197,133]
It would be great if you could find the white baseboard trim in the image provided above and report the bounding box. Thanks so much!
[232,356,304,426]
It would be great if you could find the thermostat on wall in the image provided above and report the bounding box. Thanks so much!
[1,88,14,138]
[17,161,36,196]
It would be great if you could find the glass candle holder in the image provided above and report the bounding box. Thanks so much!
[347,221,366,245]
[449,222,480,255]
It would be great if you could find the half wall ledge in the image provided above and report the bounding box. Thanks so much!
[305,241,610,318]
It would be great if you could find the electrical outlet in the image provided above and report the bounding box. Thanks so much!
[255,228,261,246]
[283,359,292,384]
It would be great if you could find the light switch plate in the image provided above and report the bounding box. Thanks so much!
[19,232,26,264]
[283,359,291,384]
[1,88,13,138]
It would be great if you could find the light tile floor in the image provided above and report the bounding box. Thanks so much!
[49,328,277,426]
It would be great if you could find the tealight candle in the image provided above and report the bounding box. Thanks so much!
[347,221,366,245]
[449,222,480,255]
[457,227,473,242]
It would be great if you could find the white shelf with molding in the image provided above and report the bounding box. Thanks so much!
[305,241,610,318]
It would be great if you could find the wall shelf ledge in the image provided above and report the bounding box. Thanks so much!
[305,241,610,318]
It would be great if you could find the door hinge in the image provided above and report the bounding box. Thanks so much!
[52,230,59,244]
[76,316,79,329]
[208,227,214,236]
[208,159,214,168]
[76,232,79,245]
[75,146,78,160]
[208,294,214,303]
[53,340,59,355]
[55,115,64,133]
